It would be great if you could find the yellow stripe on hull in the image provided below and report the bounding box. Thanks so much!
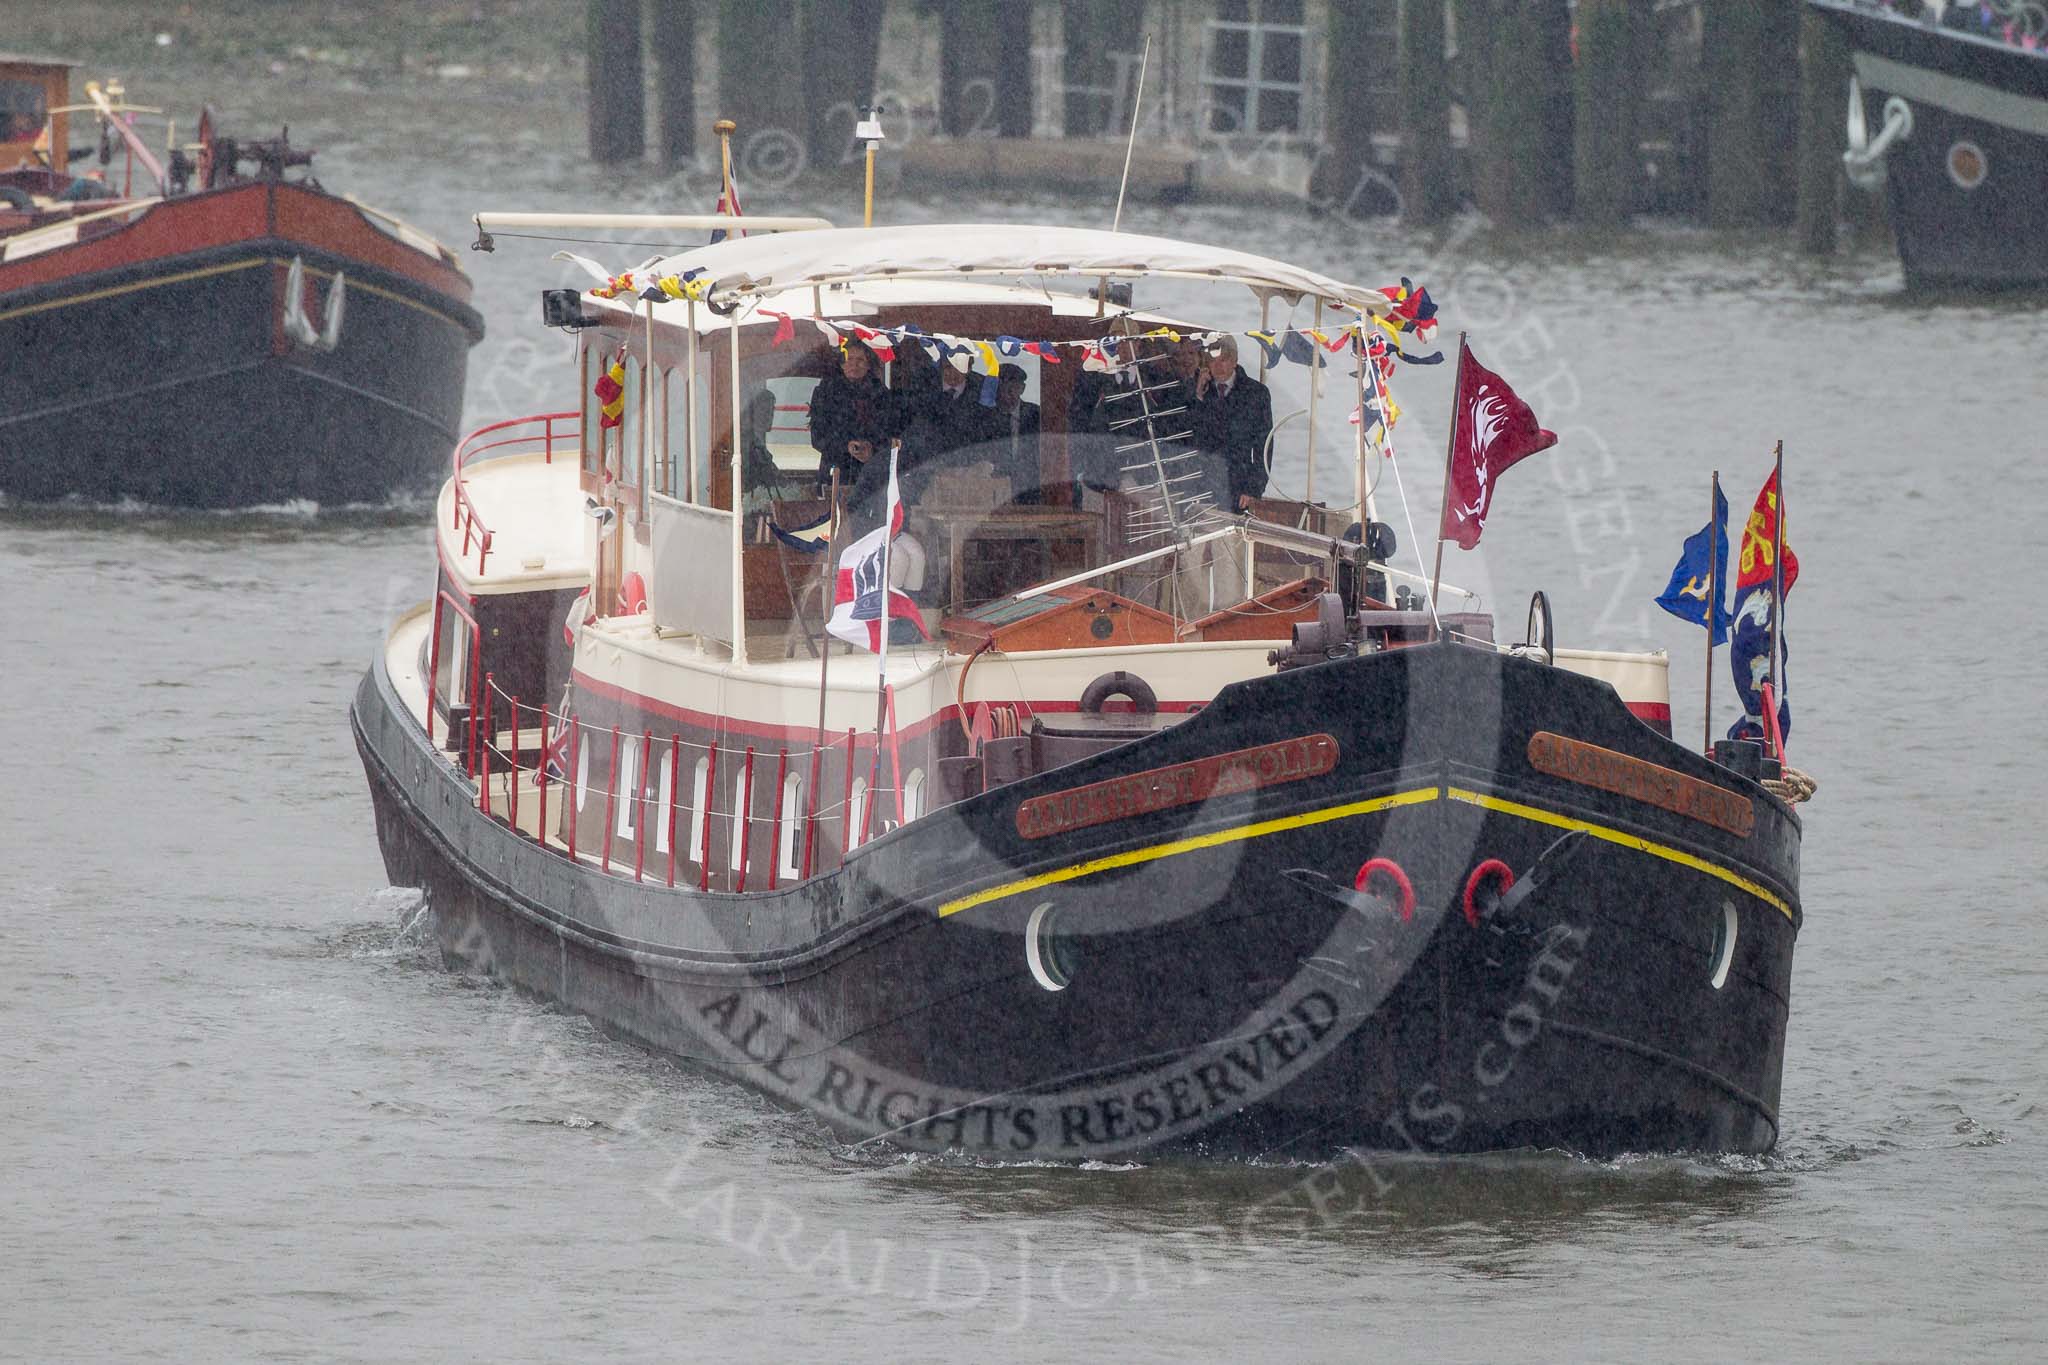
[934,779,1793,925]
[0,255,465,329]
[934,786,1441,917]
[0,257,266,324]
[1444,787,1793,922]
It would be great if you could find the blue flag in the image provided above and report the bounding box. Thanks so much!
[1656,483,1733,646]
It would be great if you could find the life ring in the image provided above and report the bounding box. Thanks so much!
[1352,857,1415,922]
[1079,671,1157,715]
[1461,858,1515,927]
[618,571,648,615]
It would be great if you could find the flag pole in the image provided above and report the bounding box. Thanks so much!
[715,119,737,213]
[1769,438,1786,759]
[1704,468,1720,754]
[867,445,900,842]
[1428,331,1467,628]
[813,468,841,754]
[857,104,884,228]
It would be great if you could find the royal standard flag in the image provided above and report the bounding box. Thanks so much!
[1656,481,1733,646]
[1727,467,1797,745]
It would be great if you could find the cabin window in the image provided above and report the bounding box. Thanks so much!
[432,604,473,720]
[617,357,642,495]
[1203,0,1309,137]
[691,349,716,507]
[729,770,746,872]
[848,776,869,850]
[654,747,675,852]
[689,756,711,861]
[0,79,46,144]
[615,735,641,838]
[580,344,601,477]
[778,774,803,880]
[656,367,676,499]
[904,768,926,823]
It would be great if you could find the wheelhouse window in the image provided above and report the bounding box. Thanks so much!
[763,375,820,481]
[1202,0,1308,137]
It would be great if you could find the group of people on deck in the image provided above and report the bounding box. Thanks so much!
[807,329,1272,525]
[807,340,1041,517]
[1070,333,1275,514]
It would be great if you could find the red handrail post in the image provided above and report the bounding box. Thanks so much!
[766,748,788,891]
[426,595,443,747]
[886,684,905,824]
[801,744,822,882]
[736,746,756,893]
[634,729,653,883]
[601,726,620,874]
[839,727,857,867]
[699,741,719,892]
[479,673,494,818]
[666,732,681,888]
[1760,682,1786,762]
[508,695,521,831]
[464,620,482,776]
[536,701,550,844]
[566,718,580,861]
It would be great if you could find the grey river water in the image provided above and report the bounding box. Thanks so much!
[5,20,2047,1361]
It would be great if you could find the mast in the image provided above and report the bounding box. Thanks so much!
[856,105,885,227]
[814,469,841,752]
[1769,438,1785,757]
[867,446,901,843]
[1350,325,1370,602]
[1303,297,1322,504]
[1428,331,1468,624]
[1704,468,1720,753]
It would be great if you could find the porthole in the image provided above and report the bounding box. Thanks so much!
[1709,900,1738,991]
[1025,901,1075,993]
[1948,140,1987,191]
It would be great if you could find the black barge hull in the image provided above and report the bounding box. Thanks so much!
[353,643,1802,1161]
[0,182,481,507]
[1813,0,2048,290]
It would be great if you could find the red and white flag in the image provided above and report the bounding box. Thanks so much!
[1439,344,1557,550]
[710,166,745,244]
[827,449,928,652]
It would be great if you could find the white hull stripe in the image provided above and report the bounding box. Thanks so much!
[1854,52,2048,138]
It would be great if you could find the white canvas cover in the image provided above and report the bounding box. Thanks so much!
[642,224,1396,318]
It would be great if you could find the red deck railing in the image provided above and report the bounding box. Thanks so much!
[448,411,578,576]
[466,676,908,896]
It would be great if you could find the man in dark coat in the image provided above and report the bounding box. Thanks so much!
[1189,333,1274,510]
[918,356,999,459]
[990,363,1042,499]
[808,339,897,494]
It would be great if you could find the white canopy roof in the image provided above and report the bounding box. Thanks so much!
[644,224,1394,318]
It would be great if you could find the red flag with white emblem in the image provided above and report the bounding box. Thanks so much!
[1439,344,1557,550]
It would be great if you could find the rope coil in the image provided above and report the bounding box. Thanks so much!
[1763,766,1817,804]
